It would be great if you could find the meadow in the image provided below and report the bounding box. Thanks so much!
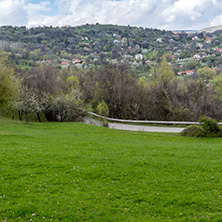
[1,117,222,221]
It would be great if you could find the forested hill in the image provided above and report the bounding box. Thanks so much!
[0,24,174,53]
[1,24,222,74]
[0,24,182,72]
[2,24,222,122]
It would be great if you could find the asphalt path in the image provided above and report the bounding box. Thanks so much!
[108,123,185,133]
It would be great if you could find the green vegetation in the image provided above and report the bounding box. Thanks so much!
[1,117,222,221]
[0,51,18,106]
[1,24,222,75]
[181,116,222,137]
[181,125,205,137]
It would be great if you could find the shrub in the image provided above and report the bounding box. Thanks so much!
[96,100,109,117]
[199,116,222,137]
[181,125,205,137]
[96,100,109,127]
[181,116,222,137]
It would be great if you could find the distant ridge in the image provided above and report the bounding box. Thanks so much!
[199,25,222,33]
[172,30,197,33]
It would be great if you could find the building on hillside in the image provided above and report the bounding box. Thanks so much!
[61,61,69,68]
[83,47,90,51]
[81,36,88,40]
[134,44,140,49]
[177,69,195,76]
[205,36,212,44]
[135,54,143,60]
[113,39,121,45]
[145,60,153,65]
[193,54,201,60]
[121,37,128,44]
[192,36,199,41]
[72,58,80,63]
[217,48,222,53]
[199,52,207,57]
[196,43,203,49]
[72,58,86,64]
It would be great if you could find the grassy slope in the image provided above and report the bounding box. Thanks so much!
[0,117,222,221]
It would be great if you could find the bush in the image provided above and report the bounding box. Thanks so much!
[181,116,222,137]
[199,116,222,137]
[96,100,109,127]
[96,100,109,117]
[181,125,205,137]
[44,90,86,122]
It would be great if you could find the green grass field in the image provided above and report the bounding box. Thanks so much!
[1,117,222,221]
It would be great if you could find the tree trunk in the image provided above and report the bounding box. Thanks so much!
[25,111,28,123]
[18,111,23,121]
[11,111,14,120]
[37,112,41,122]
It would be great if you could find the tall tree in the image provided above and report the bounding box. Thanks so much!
[148,55,175,120]
[197,67,216,83]
[0,51,18,106]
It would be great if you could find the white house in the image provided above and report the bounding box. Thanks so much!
[156,38,162,43]
[193,54,201,60]
[135,54,143,60]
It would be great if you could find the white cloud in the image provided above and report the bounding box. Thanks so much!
[0,0,222,30]
[50,0,222,30]
[211,15,222,27]
[0,0,28,26]
[24,1,55,27]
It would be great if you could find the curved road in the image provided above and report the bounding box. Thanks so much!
[108,123,185,133]
[83,117,185,133]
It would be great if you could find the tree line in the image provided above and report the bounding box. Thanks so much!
[1,51,222,123]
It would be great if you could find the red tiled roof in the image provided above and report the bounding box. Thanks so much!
[177,69,195,75]
[61,61,69,65]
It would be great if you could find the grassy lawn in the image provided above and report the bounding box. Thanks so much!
[1,117,222,221]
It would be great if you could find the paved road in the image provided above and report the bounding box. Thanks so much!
[108,123,185,133]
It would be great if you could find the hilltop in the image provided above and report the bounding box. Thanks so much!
[199,25,222,33]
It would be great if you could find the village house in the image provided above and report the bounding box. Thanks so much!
[156,38,162,43]
[81,36,88,40]
[177,69,195,76]
[113,39,121,45]
[196,43,203,49]
[205,37,212,44]
[72,58,80,64]
[217,48,222,53]
[193,54,201,60]
[192,36,199,41]
[199,52,207,57]
[38,60,53,66]
[121,37,127,44]
[83,47,90,51]
[134,44,140,50]
[61,61,69,68]
[135,54,143,60]
[145,60,153,65]
[72,58,86,64]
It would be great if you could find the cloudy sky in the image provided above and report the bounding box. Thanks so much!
[0,0,222,30]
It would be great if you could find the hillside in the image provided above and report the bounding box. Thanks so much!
[199,25,222,33]
[0,24,222,75]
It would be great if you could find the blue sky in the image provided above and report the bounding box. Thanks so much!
[0,0,222,30]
